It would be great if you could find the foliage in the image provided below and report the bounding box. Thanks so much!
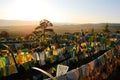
[91,28,94,34]
[116,30,120,33]
[34,19,54,35]
[103,24,110,33]
[0,31,9,38]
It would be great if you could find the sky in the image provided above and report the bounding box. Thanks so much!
[0,0,120,24]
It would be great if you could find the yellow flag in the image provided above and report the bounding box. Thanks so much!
[53,50,57,56]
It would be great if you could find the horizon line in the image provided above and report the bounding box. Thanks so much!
[0,19,120,24]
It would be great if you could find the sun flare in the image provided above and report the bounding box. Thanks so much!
[6,0,65,22]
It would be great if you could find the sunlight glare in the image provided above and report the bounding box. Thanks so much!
[8,0,61,21]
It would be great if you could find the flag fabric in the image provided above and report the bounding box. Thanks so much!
[5,56,11,65]
[88,60,95,74]
[57,49,63,61]
[74,68,80,79]
[100,38,105,44]
[66,69,78,80]
[1,33,120,79]
[53,50,58,56]
[56,64,69,77]
[81,64,89,78]
[94,58,102,68]
[0,68,3,77]
[78,66,83,80]
[9,64,18,75]
[57,74,67,80]
[98,55,106,66]
[0,57,6,68]
[39,51,46,65]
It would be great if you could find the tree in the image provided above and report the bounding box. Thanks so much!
[103,24,110,33]
[116,30,120,33]
[91,28,94,34]
[0,31,9,38]
[35,19,54,35]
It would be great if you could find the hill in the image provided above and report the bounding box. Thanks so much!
[0,20,120,35]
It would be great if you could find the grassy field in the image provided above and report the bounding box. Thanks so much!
[0,24,120,37]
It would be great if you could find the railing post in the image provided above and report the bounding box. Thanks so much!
[2,44,20,73]
[32,67,56,80]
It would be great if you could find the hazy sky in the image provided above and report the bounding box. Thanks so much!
[0,0,120,23]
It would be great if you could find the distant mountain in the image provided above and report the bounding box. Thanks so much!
[0,19,120,27]
[0,19,120,35]
[0,19,39,26]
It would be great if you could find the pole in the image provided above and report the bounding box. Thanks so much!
[32,67,56,80]
[2,44,20,73]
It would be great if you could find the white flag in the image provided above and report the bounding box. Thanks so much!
[56,64,69,77]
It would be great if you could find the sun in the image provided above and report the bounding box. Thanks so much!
[5,0,64,22]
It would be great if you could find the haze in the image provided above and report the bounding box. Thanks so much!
[0,0,120,24]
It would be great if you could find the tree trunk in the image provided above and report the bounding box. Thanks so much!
[43,26,45,35]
